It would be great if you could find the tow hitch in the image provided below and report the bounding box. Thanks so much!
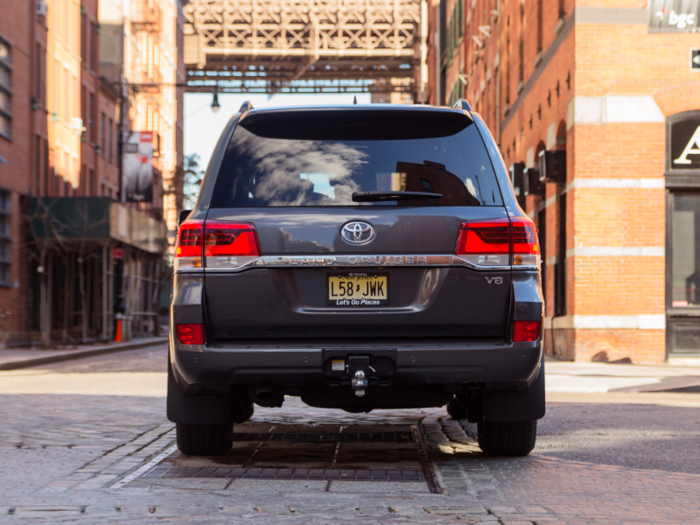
[349,356,370,397]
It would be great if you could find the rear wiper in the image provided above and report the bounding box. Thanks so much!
[352,191,443,202]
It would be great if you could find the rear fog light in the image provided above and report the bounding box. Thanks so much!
[513,321,541,342]
[176,324,205,345]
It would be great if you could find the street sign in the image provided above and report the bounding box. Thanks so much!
[649,0,699,33]
[112,248,124,260]
[692,49,700,70]
[669,115,700,171]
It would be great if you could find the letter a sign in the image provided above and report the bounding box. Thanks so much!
[670,117,700,170]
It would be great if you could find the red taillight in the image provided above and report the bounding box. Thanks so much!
[176,220,203,257]
[513,321,541,342]
[454,217,539,267]
[176,323,205,345]
[512,218,539,255]
[205,221,260,257]
[454,218,511,255]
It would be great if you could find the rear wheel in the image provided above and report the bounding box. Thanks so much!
[446,396,468,420]
[477,419,537,456]
[176,422,233,456]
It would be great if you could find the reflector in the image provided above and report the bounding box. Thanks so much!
[176,324,205,345]
[513,321,541,342]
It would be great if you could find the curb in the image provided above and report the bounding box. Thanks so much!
[0,337,168,371]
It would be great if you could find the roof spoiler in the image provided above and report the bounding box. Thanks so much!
[239,101,254,113]
[453,99,473,112]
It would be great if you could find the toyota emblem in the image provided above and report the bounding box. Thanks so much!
[341,221,376,246]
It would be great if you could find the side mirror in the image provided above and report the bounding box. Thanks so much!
[177,209,192,229]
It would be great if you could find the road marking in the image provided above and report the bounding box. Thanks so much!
[109,444,178,489]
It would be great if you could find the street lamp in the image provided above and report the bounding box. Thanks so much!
[211,90,221,113]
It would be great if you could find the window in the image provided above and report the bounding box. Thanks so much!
[100,112,105,154]
[0,37,11,138]
[88,168,94,196]
[43,141,49,195]
[41,48,46,107]
[554,192,567,315]
[63,67,69,121]
[519,4,525,83]
[81,85,86,129]
[88,92,95,142]
[35,135,41,193]
[64,152,70,189]
[89,22,97,71]
[73,75,78,123]
[34,43,42,103]
[537,0,543,53]
[54,60,60,115]
[0,190,10,287]
[212,109,503,208]
[81,9,87,63]
[108,117,113,161]
[671,194,700,308]
[63,0,69,44]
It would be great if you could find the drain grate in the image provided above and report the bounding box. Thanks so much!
[232,432,414,443]
[143,466,425,482]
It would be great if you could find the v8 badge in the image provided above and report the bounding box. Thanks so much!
[485,276,503,285]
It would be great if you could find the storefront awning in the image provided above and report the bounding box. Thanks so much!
[28,197,168,255]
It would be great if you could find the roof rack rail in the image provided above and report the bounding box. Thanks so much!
[453,99,473,112]
[239,101,254,113]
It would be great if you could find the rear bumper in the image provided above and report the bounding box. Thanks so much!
[170,337,543,392]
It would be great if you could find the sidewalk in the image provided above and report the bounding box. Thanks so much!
[545,355,700,393]
[0,336,168,371]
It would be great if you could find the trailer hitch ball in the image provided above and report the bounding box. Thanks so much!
[352,370,367,397]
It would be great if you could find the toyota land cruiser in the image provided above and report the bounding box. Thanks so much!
[168,100,545,457]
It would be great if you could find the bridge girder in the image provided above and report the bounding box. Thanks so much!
[183,0,421,95]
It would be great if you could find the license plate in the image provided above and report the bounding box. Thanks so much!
[327,273,389,307]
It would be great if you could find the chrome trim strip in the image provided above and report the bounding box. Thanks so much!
[199,254,515,272]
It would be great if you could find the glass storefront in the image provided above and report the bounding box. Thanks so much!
[666,111,700,357]
[671,193,700,308]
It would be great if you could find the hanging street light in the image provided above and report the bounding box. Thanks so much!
[211,90,221,113]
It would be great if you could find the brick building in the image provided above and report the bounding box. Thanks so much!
[427,0,700,363]
[0,0,178,346]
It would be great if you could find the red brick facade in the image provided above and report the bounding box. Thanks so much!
[428,0,700,363]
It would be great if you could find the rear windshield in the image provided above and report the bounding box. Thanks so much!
[210,109,503,208]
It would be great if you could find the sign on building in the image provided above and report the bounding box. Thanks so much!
[122,131,153,202]
[649,0,699,32]
[692,49,700,70]
[670,115,700,170]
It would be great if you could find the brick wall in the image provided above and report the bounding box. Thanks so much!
[428,0,700,363]
[0,0,38,338]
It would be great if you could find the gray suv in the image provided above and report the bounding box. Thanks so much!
[168,101,545,457]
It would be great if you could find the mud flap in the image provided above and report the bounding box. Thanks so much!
[482,355,545,422]
[167,359,232,425]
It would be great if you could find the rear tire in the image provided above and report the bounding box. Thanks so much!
[176,422,233,456]
[477,419,537,456]
[446,397,468,420]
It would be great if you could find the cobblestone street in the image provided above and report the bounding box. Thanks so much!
[0,345,699,524]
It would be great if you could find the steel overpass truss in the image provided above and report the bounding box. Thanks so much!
[183,0,425,96]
